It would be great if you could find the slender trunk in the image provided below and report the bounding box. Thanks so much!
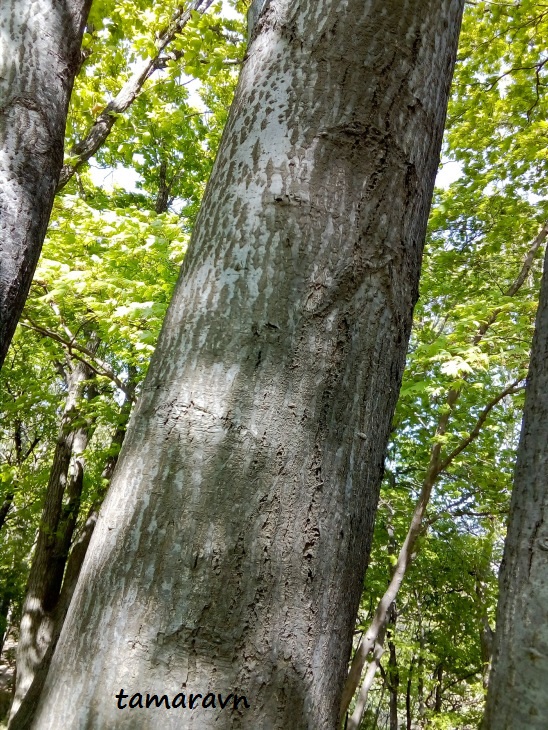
[1,423,42,532]
[389,672,398,729]
[33,2,463,728]
[406,658,414,730]
[8,356,95,728]
[347,604,398,730]
[482,248,548,727]
[387,609,399,730]
[417,626,425,725]
[347,622,389,730]
[0,593,10,657]
[433,664,443,713]
[7,383,133,730]
[373,684,386,730]
[154,160,171,214]
[0,492,14,533]
[476,575,494,689]
[0,0,92,368]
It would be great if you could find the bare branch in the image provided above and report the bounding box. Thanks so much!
[506,221,548,297]
[472,221,548,346]
[20,320,133,400]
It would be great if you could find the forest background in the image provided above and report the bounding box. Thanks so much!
[0,0,546,727]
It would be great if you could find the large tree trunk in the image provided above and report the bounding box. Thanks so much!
[32,2,463,728]
[0,0,92,369]
[482,247,548,727]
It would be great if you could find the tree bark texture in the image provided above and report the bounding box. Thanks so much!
[482,245,548,728]
[33,2,463,728]
[0,0,92,368]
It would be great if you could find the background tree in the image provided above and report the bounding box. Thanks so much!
[482,244,548,728]
[31,1,464,728]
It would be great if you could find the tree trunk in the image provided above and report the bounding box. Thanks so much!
[32,2,463,728]
[434,664,443,713]
[0,492,14,533]
[417,620,425,726]
[8,356,95,727]
[406,659,414,730]
[482,248,548,727]
[347,620,388,730]
[387,607,399,730]
[0,593,11,657]
[0,0,92,369]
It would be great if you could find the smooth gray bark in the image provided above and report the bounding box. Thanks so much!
[482,244,548,728]
[32,2,463,728]
[0,0,92,369]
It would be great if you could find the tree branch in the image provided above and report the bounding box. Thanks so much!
[20,321,133,400]
[56,0,216,192]
[472,221,548,346]
[436,380,524,475]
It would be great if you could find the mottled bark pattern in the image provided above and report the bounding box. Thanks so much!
[33,1,463,728]
[0,0,92,367]
[482,245,548,729]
